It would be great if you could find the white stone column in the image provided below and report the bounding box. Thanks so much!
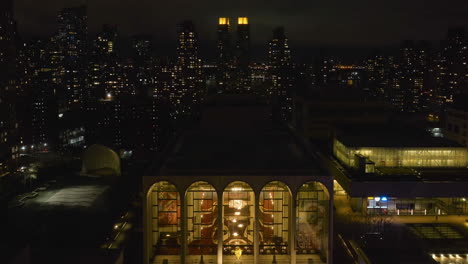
[181,191,187,264]
[290,194,296,264]
[217,191,223,264]
[144,188,151,264]
[328,190,334,264]
[254,192,259,264]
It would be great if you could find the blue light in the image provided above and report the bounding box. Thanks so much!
[381,197,388,202]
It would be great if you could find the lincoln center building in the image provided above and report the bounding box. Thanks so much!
[142,96,334,264]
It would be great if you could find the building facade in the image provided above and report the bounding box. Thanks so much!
[143,96,333,264]
[329,125,468,216]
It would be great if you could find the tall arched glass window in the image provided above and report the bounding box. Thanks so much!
[259,181,291,262]
[222,181,255,260]
[149,181,181,261]
[186,181,218,262]
[296,182,329,263]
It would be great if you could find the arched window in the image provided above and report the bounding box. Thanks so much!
[149,181,181,260]
[186,181,218,261]
[258,181,291,255]
[259,181,291,260]
[296,181,329,263]
[222,181,255,259]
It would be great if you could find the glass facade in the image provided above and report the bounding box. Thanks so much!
[334,138,468,168]
[149,181,181,260]
[146,180,331,264]
[186,181,218,258]
[296,182,329,263]
[259,181,290,258]
[222,181,255,258]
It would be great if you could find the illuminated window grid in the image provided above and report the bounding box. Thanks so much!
[296,184,327,255]
[151,187,181,254]
[222,183,255,255]
[259,186,289,255]
[187,188,217,241]
[224,189,254,236]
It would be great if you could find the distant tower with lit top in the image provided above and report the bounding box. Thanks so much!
[235,17,251,93]
[217,17,233,93]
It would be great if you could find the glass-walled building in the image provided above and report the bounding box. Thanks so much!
[333,125,468,170]
[331,125,468,218]
[334,138,468,169]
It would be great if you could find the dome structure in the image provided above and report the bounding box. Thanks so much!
[81,144,121,177]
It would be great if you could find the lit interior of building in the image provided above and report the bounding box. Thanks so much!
[334,138,468,168]
[146,180,330,264]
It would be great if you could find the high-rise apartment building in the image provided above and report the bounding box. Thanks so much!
[0,0,19,179]
[131,35,154,97]
[268,27,294,121]
[56,6,88,110]
[89,25,124,100]
[175,21,204,118]
[396,40,433,112]
[435,27,468,110]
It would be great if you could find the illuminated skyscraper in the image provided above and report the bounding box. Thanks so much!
[393,40,432,112]
[365,53,391,99]
[0,0,19,178]
[56,5,88,110]
[89,25,124,100]
[269,27,294,121]
[96,24,117,56]
[175,21,204,118]
[435,27,468,110]
[132,35,154,97]
[235,17,251,93]
[0,0,16,81]
[216,17,233,92]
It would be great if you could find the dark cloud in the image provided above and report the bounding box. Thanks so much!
[13,0,468,46]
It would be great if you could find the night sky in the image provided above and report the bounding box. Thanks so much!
[13,0,468,59]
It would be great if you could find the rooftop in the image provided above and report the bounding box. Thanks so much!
[336,124,463,148]
[155,95,324,176]
[161,130,322,175]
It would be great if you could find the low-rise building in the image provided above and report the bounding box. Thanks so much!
[329,124,468,216]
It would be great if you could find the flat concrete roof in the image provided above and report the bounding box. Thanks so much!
[159,129,324,176]
[152,95,326,177]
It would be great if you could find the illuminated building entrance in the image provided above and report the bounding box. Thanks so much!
[222,181,254,262]
[144,177,332,264]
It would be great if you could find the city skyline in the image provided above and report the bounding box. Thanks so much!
[2,2,468,264]
[13,0,468,47]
